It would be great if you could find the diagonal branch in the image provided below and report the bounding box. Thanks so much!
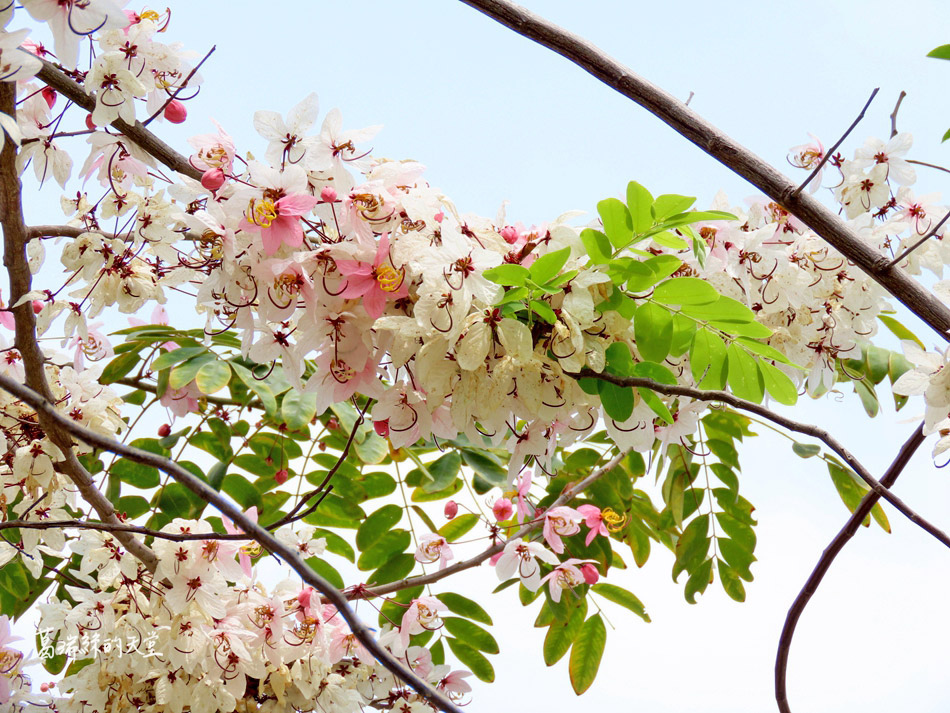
[457,0,950,342]
[36,58,202,181]
[574,368,950,551]
[0,82,158,573]
[0,518,255,542]
[774,422,926,713]
[0,373,463,713]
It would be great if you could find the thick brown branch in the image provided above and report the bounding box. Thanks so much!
[0,374,462,713]
[0,82,158,573]
[575,369,950,550]
[0,518,254,542]
[36,58,202,181]
[457,0,950,341]
[774,423,926,713]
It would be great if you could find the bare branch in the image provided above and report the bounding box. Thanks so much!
[36,58,202,181]
[457,0,950,342]
[573,368,950,551]
[0,373,463,713]
[0,82,158,573]
[890,90,907,138]
[774,423,926,713]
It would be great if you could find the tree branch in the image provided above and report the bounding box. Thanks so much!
[574,369,950,550]
[774,422,926,713]
[457,0,950,342]
[0,518,254,542]
[36,58,202,182]
[0,373,463,713]
[0,82,159,573]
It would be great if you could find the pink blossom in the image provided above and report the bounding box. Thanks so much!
[222,507,259,579]
[336,233,409,319]
[514,471,532,523]
[414,533,454,570]
[539,558,592,603]
[577,504,608,546]
[437,668,473,696]
[542,506,582,554]
[492,498,514,522]
[399,596,446,650]
[160,380,202,419]
[243,191,320,255]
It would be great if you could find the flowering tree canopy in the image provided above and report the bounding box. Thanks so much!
[1,2,949,712]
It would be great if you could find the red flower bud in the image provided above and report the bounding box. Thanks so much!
[580,563,600,585]
[320,186,337,202]
[444,500,459,520]
[157,424,171,438]
[374,419,390,438]
[275,469,289,485]
[326,416,339,431]
[85,114,96,131]
[31,300,43,314]
[164,99,187,124]
[41,87,56,110]
[201,168,226,192]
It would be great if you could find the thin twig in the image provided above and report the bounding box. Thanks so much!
[0,518,255,541]
[907,159,950,176]
[456,0,950,342]
[774,423,925,713]
[885,208,950,269]
[0,374,463,713]
[793,87,878,196]
[141,45,215,127]
[889,90,907,138]
[573,369,950,550]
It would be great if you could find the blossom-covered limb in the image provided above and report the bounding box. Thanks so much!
[578,368,950,550]
[0,373,465,713]
[774,423,926,713]
[36,57,202,180]
[0,81,159,573]
[0,518,256,541]
[457,0,950,341]
[361,448,631,600]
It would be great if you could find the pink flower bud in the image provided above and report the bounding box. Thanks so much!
[157,424,171,438]
[493,498,514,522]
[85,114,96,131]
[580,563,600,584]
[374,419,390,438]
[297,587,314,610]
[320,186,338,202]
[31,300,43,314]
[434,211,444,223]
[500,226,519,244]
[201,168,226,192]
[275,469,289,485]
[444,500,459,520]
[164,99,187,124]
[41,87,56,109]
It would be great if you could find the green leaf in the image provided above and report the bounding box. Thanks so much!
[631,360,677,385]
[354,432,388,465]
[357,530,411,571]
[0,560,28,596]
[446,637,495,683]
[637,387,673,424]
[580,228,612,265]
[727,344,765,403]
[443,617,499,654]
[690,329,728,390]
[168,353,216,390]
[877,314,924,350]
[438,513,480,542]
[590,583,650,622]
[652,193,696,221]
[306,557,344,589]
[529,247,571,286]
[221,474,262,509]
[99,350,141,384]
[759,361,798,405]
[438,592,493,625]
[599,381,634,422]
[423,451,462,493]
[684,557,713,604]
[530,299,556,324]
[366,553,415,585]
[155,482,202,519]
[151,346,207,372]
[735,337,798,367]
[356,504,403,550]
[111,457,160,489]
[568,614,607,695]
[482,264,529,287]
[462,450,507,493]
[302,493,365,529]
[281,391,317,431]
[231,363,278,415]
[650,230,690,250]
[670,313,697,357]
[195,360,231,394]
[943,127,950,143]
[598,197,634,248]
[634,302,673,363]
[682,296,756,324]
[792,442,821,458]
[653,277,719,306]
[673,514,710,582]
[626,181,654,233]
[927,44,950,60]
[719,537,756,581]
[717,559,746,602]
[827,461,890,532]
[543,599,587,665]
[115,495,151,519]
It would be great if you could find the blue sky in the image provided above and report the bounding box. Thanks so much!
[16,1,950,711]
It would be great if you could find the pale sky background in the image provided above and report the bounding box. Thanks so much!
[14,1,950,712]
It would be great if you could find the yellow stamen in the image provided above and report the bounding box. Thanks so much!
[140,10,161,21]
[247,198,278,228]
[602,507,627,533]
[375,264,404,292]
